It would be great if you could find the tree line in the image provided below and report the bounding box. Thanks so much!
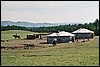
[1,19,99,36]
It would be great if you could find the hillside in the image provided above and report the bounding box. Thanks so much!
[1,30,37,40]
[1,30,49,40]
[1,19,99,36]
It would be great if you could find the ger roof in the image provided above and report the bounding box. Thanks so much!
[47,31,75,36]
[72,28,94,33]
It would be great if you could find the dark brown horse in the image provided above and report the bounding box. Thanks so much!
[13,35,21,39]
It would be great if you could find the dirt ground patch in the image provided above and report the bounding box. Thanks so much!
[1,38,49,49]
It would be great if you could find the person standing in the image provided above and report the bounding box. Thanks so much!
[52,38,57,47]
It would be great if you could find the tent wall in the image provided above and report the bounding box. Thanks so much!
[47,36,72,43]
[74,33,91,39]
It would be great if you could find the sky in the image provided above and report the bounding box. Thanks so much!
[1,1,99,23]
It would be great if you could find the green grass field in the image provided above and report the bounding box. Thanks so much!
[1,30,99,66]
[1,30,35,40]
[1,30,48,40]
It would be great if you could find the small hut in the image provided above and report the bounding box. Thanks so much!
[26,35,36,39]
[47,31,75,43]
[72,28,95,41]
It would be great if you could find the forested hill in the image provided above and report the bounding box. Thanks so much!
[1,19,99,35]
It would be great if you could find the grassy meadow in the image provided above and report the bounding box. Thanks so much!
[1,30,48,40]
[1,30,99,66]
[1,30,35,40]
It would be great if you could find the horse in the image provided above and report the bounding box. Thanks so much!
[13,35,21,39]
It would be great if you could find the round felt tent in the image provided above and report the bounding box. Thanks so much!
[72,28,95,41]
[47,31,75,43]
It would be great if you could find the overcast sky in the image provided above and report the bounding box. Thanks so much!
[1,1,99,23]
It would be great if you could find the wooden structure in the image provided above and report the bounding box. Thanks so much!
[26,35,36,39]
[26,34,50,39]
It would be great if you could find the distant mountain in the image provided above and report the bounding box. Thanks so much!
[1,21,57,27]
[1,20,81,27]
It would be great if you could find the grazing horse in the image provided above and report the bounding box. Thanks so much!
[13,35,21,39]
